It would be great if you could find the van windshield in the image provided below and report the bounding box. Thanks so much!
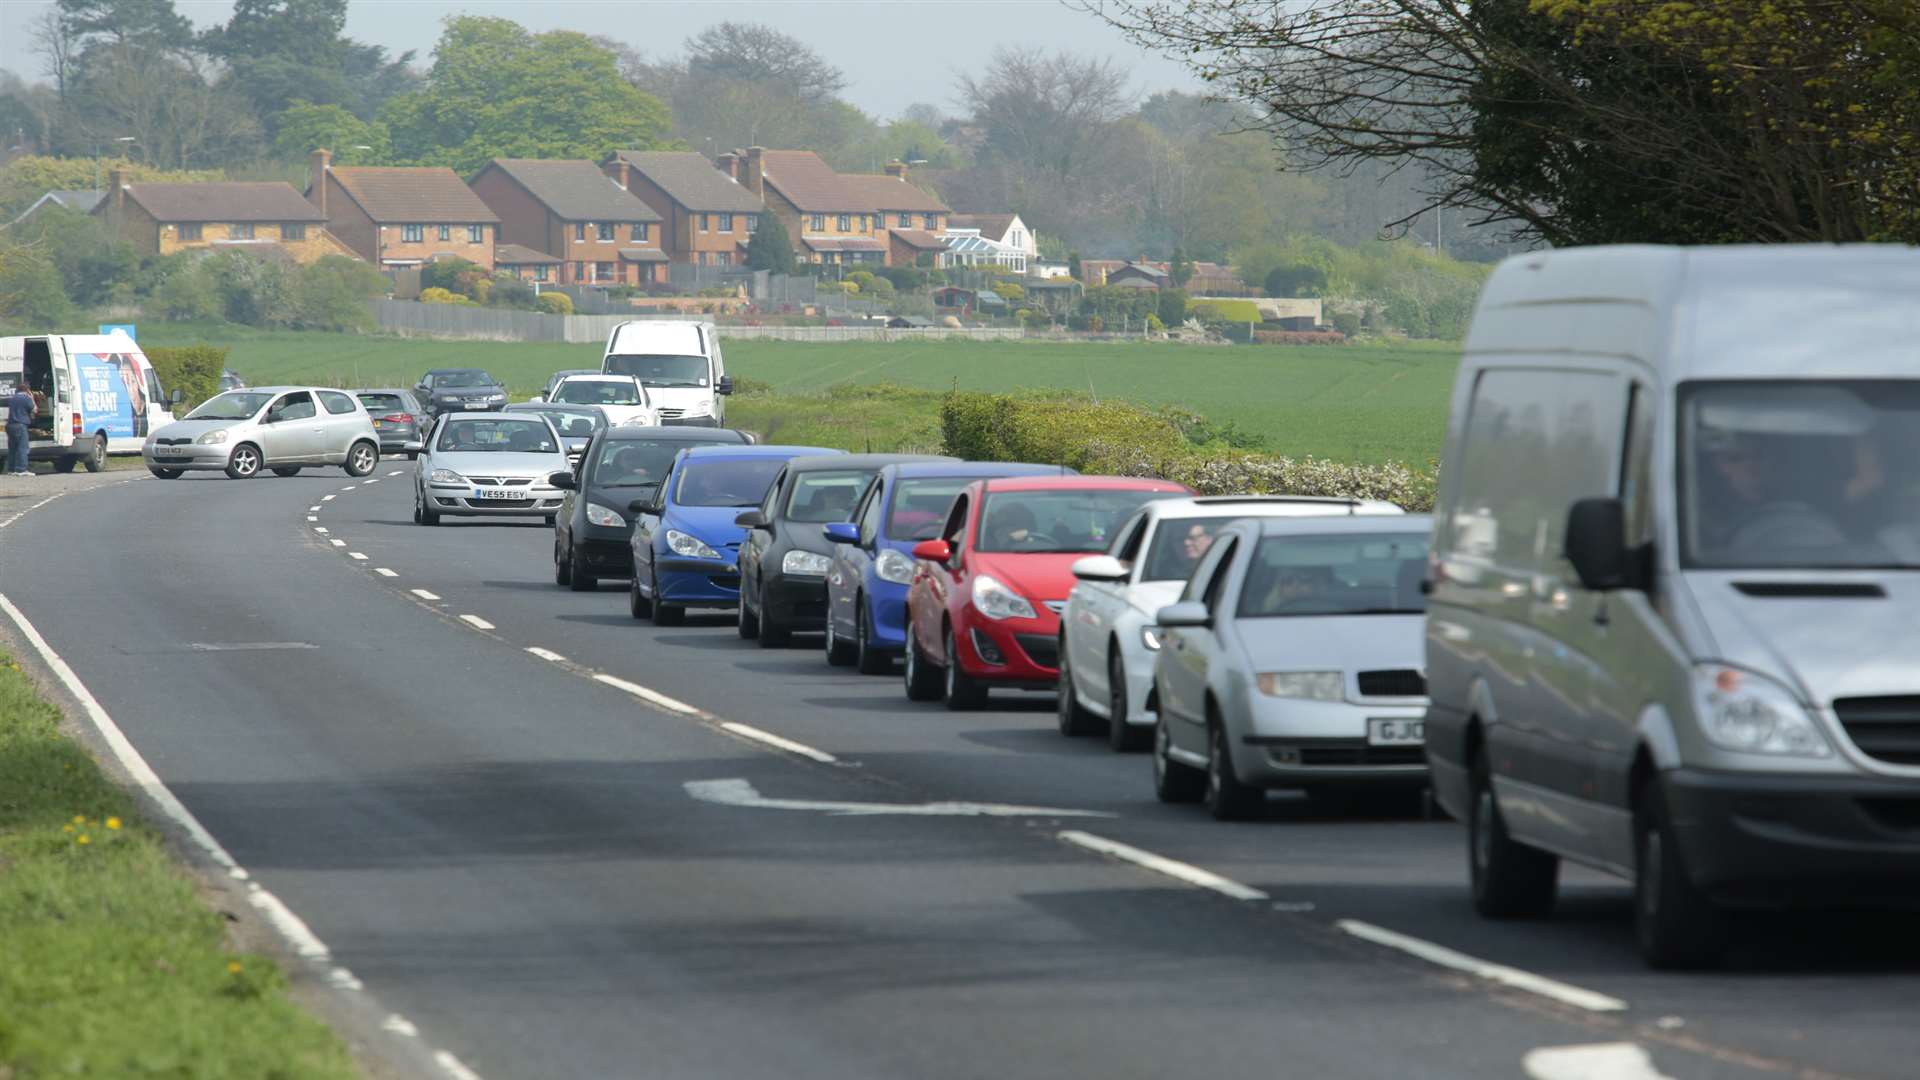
[188,391,272,420]
[1681,380,1920,569]
[606,354,709,388]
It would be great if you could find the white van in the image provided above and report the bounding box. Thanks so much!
[600,320,732,427]
[1425,244,1920,968]
[0,333,182,472]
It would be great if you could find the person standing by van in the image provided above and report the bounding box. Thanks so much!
[6,380,35,476]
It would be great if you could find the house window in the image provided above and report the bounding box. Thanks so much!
[718,212,733,233]
[897,213,910,228]
[574,223,586,242]
[573,261,585,281]
[403,224,423,242]
[438,225,451,241]
[532,265,549,282]
[595,261,616,281]
[629,223,646,242]
[837,214,850,232]
[745,214,758,232]
[923,214,938,230]
[469,225,485,244]
[282,223,306,241]
[810,214,825,232]
[228,223,255,240]
[596,223,613,241]
[699,214,709,232]
[178,224,202,241]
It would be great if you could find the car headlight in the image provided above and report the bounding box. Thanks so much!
[782,550,832,576]
[875,547,916,585]
[486,392,506,402]
[429,468,465,485]
[1141,626,1163,652]
[586,503,625,528]
[665,529,721,560]
[1256,671,1346,701]
[970,574,1037,620]
[1692,665,1832,758]
[195,429,229,445]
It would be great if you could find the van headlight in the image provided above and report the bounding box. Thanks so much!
[665,529,720,560]
[1692,665,1832,758]
[196,429,229,445]
[875,548,916,585]
[782,550,832,576]
[585,503,625,528]
[1256,672,1345,701]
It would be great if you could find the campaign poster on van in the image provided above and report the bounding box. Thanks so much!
[74,353,137,438]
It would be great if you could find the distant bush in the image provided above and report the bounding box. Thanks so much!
[421,258,484,295]
[1191,298,1261,324]
[1330,310,1362,337]
[535,292,573,315]
[419,287,472,306]
[146,344,227,410]
[292,255,386,332]
[0,243,73,325]
[1252,330,1346,345]
[877,266,927,291]
[489,278,537,309]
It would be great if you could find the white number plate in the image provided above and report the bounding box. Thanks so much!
[474,487,526,501]
[153,446,186,457]
[1367,718,1425,746]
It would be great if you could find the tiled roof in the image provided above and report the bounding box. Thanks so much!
[326,167,499,224]
[609,151,763,213]
[125,182,326,223]
[947,213,1015,239]
[801,236,887,253]
[1112,263,1168,279]
[48,190,105,213]
[479,159,658,222]
[842,174,948,213]
[495,243,559,265]
[760,150,868,213]
[617,247,668,262]
[889,228,947,251]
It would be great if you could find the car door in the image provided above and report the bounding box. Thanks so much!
[259,391,324,462]
[830,477,883,639]
[1158,533,1241,758]
[317,391,363,461]
[631,458,675,590]
[909,491,969,664]
[741,467,786,603]
[1070,509,1151,707]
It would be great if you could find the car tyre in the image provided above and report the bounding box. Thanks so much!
[737,582,760,638]
[1056,641,1100,735]
[1106,649,1149,752]
[628,573,652,619]
[825,610,857,666]
[225,442,262,480]
[272,466,302,477]
[1634,780,1726,969]
[554,540,573,586]
[757,595,792,648]
[1154,714,1205,803]
[568,555,598,593]
[854,601,889,675]
[414,486,439,526]
[903,624,942,702]
[148,467,182,480]
[81,433,107,473]
[344,440,378,477]
[650,569,684,626]
[943,626,989,711]
[1204,713,1264,821]
[1468,748,1559,918]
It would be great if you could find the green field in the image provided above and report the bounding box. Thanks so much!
[130,323,1461,464]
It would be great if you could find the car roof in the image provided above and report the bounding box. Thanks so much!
[1144,495,1406,519]
[681,444,842,461]
[438,411,542,421]
[978,475,1190,494]
[886,461,1070,481]
[603,425,749,443]
[353,387,414,396]
[786,453,952,473]
[505,401,602,416]
[556,373,636,381]
[224,385,333,394]
[1251,514,1433,537]
[423,368,493,376]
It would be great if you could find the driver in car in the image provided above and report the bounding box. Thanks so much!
[607,445,653,486]
[986,503,1042,549]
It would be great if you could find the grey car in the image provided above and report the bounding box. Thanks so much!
[411,412,568,525]
[415,368,509,419]
[144,386,381,480]
[355,388,426,458]
[1153,515,1433,820]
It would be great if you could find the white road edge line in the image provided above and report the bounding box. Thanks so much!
[717,720,838,762]
[374,568,398,578]
[525,646,567,663]
[592,673,706,717]
[1057,830,1268,901]
[410,588,440,600]
[0,492,65,530]
[1336,920,1628,1013]
[1524,1043,1675,1080]
[349,553,368,561]
[0,593,485,1078]
[458,614,495,630]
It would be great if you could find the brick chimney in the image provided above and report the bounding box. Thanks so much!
[108,168,127,216]
[884,160,908,180]
[308,148,331,215]
[613,158,631,191]
[715,151,739,181]
[743,146,765,197]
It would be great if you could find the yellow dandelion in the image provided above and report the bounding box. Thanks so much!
[227,961,243,974]
[106,817,121,831]
[72,815,86,825]
[62,824,73,833]
[76,834,90,845]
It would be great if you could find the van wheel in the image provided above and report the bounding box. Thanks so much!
[1154,715,1205,803]
[1635,780,1727,969]
[1056,641,1099,735]
[1107,650,1149,752]
[225,443,262,479]
[53,456,77,473]
[272,467,302,477]
[1468,749,1558,917]
[1204,712,1264,821]
[149,467,183,480]
[943,626,989,710]
[82,433,107,472]
[903,625,943,701]
[344,440,378,477]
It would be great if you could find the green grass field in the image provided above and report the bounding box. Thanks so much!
[131,323,1461,464]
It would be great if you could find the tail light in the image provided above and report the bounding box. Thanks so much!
[71,412,82,436]
[384,413,413,423]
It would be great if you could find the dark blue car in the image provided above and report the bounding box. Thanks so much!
[629,444,841,625]
[823,460,1073,672]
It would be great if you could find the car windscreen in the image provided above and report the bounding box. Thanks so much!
[1238,532,1429,617]
[590,440,683,490]
[356,393,406,414]
[887,477,975,540]
[674,457,785,507]
[431,371,495,388]
[975,490,1184,553]
[1680,380,1920,569]
[1141,516,1242,582]
[434,417,557,454]
[526,410,602,438]
[785,470,873,523]
[605,354,709,388]
[187,391,272,420]
[554,380,642,406]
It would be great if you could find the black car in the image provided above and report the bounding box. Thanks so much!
[354,388,427,458]
[503,401,605,471]
[415,368,508,418]
[549,424,753,591]
[736,453,952,647]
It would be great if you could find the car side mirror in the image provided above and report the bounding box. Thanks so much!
[169,388,186,405]
[823,522,859,544]
[912,539,952,564]
[528,395,544,403]
[1156,601,1212,628]
[1072,555,1129,582]
[716,376,735,396]
[403,440,423,453]
[735,509,769,529]
[547,470,575,490]
[1564,497,1638,591]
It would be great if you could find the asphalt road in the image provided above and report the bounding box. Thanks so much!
[4,465,1914,1079]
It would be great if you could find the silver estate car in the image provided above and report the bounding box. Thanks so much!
[144,386,380,480]
[411,412,568,525]
[1153,515,1433,820]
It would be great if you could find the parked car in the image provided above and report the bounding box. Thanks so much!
[1152,515,1433,820]
[736,453,952,647]
[901,476,1191,710]
[627,444,842,625]
[1061,496,1407,751]
[354,388,427,459]
[218,369,246,392]
[549,424,751,590]
[415,368,508,419]
[545,374,656,427]
[537,368,600,403]
[1427,244,1920,969]
[410,412,567,525]
[504,401,605,470]
[142,386,378,480]
[601,320,732,426]
[823,461,1073,674]
[1,333,183,472]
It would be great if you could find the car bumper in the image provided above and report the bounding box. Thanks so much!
[655,557,741,605]
[865,581,911,652]
[1233,700,1430,788]
[954,613,1061,689]
[144,445,232,470]
[762,572,829,626]
[1663,768,1920,907]
[573,537,634,576]
[424,486,563,515]
[374,429,418,450]
[659,415,718,428]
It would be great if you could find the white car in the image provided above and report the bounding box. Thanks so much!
[1057,495,1405,750]
[544,374,657,427]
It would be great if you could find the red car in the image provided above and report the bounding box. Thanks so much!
[902,475,1193,709]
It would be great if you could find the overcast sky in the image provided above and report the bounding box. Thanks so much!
[0,0,1205,118]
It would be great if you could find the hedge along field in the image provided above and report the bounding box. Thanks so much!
[129,324,1461,466]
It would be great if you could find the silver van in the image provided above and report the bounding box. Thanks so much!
[1425,245,1920,968]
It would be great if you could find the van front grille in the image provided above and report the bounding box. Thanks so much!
[1832,696,1920,765]
[1357,669,1427,697]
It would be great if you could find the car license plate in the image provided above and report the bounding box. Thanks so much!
[373,419,386,427]
[1368,718,1424,746]
[474,488,524,501]
[154,446,185,456]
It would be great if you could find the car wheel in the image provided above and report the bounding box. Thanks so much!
[650,569,683,626]
[825,610,857,666]
[554,540,573,586]
[343,440,378,477]
[1154,714,1205,803]
[628,573,652,619]
[757,592,791,648]
[415,486,439,526]
[855,601,889,675]
[148,467,182,480]
[81,433,107,473]
[1468,747,1558,918]
[1055,640,1099,736]
[903,623,943,702]
[943,626,989,711]
[272,466,302,477]
[225,443,262,480]
[1204,712,1264,821]
[568,554,598,592]
[1634,779,1726,969]
[1107,649,1149,752]
[736,581,760,638]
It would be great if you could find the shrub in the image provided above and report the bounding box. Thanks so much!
[421,258,484,294]
[877,266,926,291]
[866,277,895,298]
[292,255,386,332]
[1330,310,1362,337]
[490,278,536,309]
[419,287,471,305]
[847,270,876,290]
[1252,330,1347,345]
[468,278,492,305]
[991,282,1025,302]
[1190,298,1261,325]
[535,292,573,315]
[207,252,293,326]
[1155,287,1187,328]
[0,243,72,324]
[145,344,227,411]
[152,260,221,321]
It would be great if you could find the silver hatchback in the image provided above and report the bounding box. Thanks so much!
[144,387,380,480]
[412,412,568,525]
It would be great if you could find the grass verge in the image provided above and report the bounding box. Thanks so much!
[0,648,357,1079]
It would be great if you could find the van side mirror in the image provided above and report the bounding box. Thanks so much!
[1564,497,1637,591]
[735,509,769,529]
[547,470,575,490]
[716,376,735,396]
[1156,601,1212,628]
[169,388,186,405]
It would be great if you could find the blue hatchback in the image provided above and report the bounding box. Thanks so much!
[629,444,841,625]
[823,460,1073,672]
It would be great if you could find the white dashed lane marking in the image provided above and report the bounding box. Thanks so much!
[526,647,567,663]
[1524,1043,1674,1080]
[322,495,335,501]
[387,470,405,476]
[309,505,321,511]
[374,568,398,577]
[349,552,368,561]
[458,614,495,630]
[592,673,703,717]
[362,478,380,485]
[410,589,441,601]
[1057,831,1268,902]
[329,539,346,547]
[1336,920,1628,1013]
[314,526,328,534]
[718,721,837,763]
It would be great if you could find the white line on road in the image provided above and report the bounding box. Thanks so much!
[458,614,494,630]
[526,646,567,663]
[307,515,318,522]
[349,552,368,561]
[329,539,346,547]
[1335,920,1628,1013]
[594,673,704,716]
[387,469,405,476]
[719,720,837,762]
[382,1015,419,1037]
[1524,1044,1675,1080]
[309,504,321,511]
[362,478,380,484]
[687,778,1111,817]
[340,486,356,492]
[435,1050,484,1080]
[374,568,398,577]
[314,526,328,534]
[0,492,65,530]
[328,967,364,991]
[322,494,335,501]
[410,589,441,601]
[1057,831,1268,901]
